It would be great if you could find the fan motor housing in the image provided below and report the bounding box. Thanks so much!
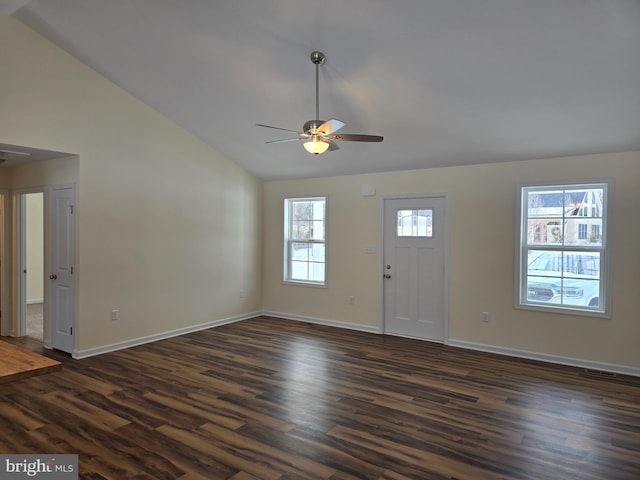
[303,119,325,134]
[310,51,326,65]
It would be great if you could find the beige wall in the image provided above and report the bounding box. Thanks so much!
[11,156,80,188]
[263,152,640,370]
[0,16,263,353]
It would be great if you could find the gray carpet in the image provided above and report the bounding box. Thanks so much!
[26,302,43,341]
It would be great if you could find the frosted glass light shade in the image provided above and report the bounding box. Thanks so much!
[303,139,330,155]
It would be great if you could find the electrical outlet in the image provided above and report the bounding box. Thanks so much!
[111,309,119,321]
[348,296,355,305]
[239,290,245,298]
[482,312,489,322]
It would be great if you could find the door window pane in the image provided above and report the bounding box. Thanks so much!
[397,209,432,237]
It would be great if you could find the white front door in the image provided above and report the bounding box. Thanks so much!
[383,196,447,342]
[50,186,75,353]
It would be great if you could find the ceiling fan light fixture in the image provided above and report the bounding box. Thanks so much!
[257,51,383,153]
[303,137,330,155]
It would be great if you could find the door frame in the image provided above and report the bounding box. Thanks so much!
[0,190,7,337]
[378,193,450,343]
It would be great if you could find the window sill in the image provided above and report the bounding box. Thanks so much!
[516,303,611,319]
[283,280,327,289]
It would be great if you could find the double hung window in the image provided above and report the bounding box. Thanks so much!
[284,196,327,286]
[516,182,610,316]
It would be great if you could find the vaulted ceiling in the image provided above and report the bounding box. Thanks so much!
[5,0,640,180]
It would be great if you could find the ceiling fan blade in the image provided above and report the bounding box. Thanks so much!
[327,140,339,151]
[256,124,301,134]
[317,119,345,135]
[332,134,383,142]
[265,138,301,144]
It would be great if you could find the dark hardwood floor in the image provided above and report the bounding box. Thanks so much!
[1,316,639,480]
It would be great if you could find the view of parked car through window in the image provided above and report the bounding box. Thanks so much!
[526,252,600,307]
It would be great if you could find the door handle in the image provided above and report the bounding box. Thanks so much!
[384,274,392,279]
[49,274,57,280]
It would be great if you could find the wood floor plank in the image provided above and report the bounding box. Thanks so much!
[1,316,639,479]
[42,389,131,431]
[259,424,387,480]
[157,424,284,480]
[118,422,238,479]
[0,400,48,431]
[200,422,338,479]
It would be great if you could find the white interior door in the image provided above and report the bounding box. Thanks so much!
[50,185,75,353]
[383,196,447,341]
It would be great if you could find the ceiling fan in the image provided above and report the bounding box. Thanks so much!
[257,51,383,155]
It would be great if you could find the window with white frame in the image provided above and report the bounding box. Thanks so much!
[578,223,588,240]
[517,182,610,316]
[284,196,327,286]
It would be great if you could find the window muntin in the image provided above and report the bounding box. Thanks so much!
[397,209,433,237]
[284,197,326,285]
[518,183,609,315]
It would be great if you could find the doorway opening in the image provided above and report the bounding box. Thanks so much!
[25,192,44,341]
[18,191,45,342]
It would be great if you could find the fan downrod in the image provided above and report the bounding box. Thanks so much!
[309,51,326,125]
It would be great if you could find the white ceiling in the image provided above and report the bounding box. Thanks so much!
[6,0,640,180]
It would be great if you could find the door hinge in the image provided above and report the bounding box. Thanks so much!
[68,205,74,214]
[70,327,73,335]
[70,266,73,274]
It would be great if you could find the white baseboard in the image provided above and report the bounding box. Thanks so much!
[262,310,380,335]
[263,313,639,377]
[72,310,640,378]
[73,311,262,359]
[27,298,43,304]
[448,339,640,378]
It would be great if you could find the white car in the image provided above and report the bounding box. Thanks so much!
[526,252,600,308]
